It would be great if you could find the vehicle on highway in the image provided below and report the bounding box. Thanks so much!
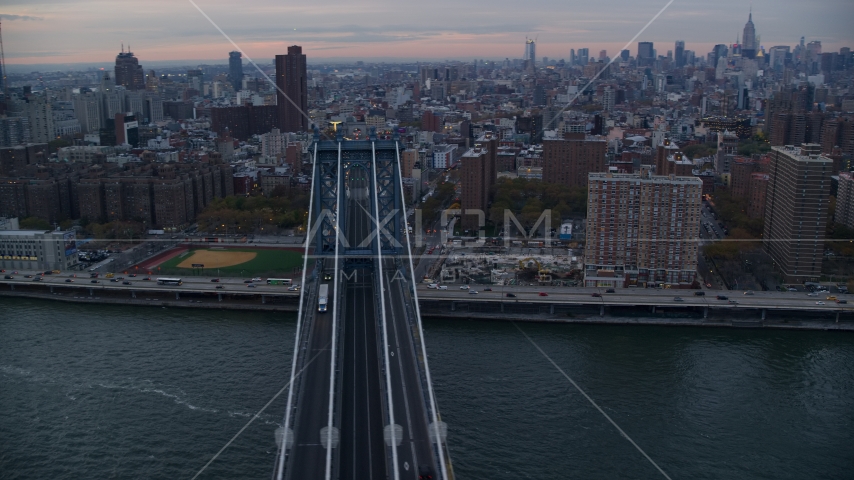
[717,295,728,300]
[591,293,601,297]
[288,284,301,291]
[12,270,18,274]
[837,300,848,304]
[437,285,447,290]
[157,277,183,286]
[210,278,220,282]
[506,293,516,297]
[418,464,434,480]
[827,296,837,301]
[244,280,253,283]
[267,278,293,286]
[539,292,548,296]
[111,278,119,282]
[122,281,131,285]
[247,283,257,288]
[706,283,712,288]
[816,301,825,305]
[318,283,329,312]
[33,277,42,282]
[744,291,754,295]
[116,276,124,280]
[216,285,224,289]
[694,291,705,296]
[427,283,438,289]
[807,292,818,297]
[129,274,137,277]
[323,273,333,281]
[484,287,492,291]
[90,273,99,278]
[51,270,60,274]
[673,297,683,301]
[143,277,151,281]
[729,300,739,304]
[91,280,99,283]
[105,273,114,278]
[65,279,74,283]
[251,277,262,282]
[468,290,478,294]
[25,274,33,278]
[460,285,469,290]
[605,288,615,293]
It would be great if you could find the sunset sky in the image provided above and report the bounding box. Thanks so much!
[1,0,852,68]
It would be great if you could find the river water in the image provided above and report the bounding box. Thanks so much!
[1,297,852,479]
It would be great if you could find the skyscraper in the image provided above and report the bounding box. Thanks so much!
[577,48,589,66]
[762,145,832,282]
[275,46,308,133]
[620,49,630,62]
[228,51,243,90]
[525,38,536,73]
[742,11,757,59]
[460,133,497,231]
[675,41,685,68]
[114,46,145,91]
[637,42,654,66]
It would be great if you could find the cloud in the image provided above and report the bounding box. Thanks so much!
[0,14,43,21]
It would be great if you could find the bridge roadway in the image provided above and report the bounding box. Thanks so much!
[335,175,387,480]
[286,258,336,478]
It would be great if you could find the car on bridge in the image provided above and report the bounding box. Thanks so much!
[744,291,754,295]
[460,285,469,290]
[427,283,438,289]
[288,284,301,291]
[24,274,33,278]
[717,295,728,300]
[248,284,257,288]
[216,285,224,289]
[605,288,615,293]
[539,292,548,296]
[91,280,100,283]
[437,285,447,290]
[418,464,434,480]
[815,301,825,305]
[506,293,516,297]
[122,281,132,285]
[729,300,739,304]
[591,293,601,297]
[244,280,253,283]
[468,290,478,294]
[837,300,848,304]
[65,279,74,283]
[32,277,42,282]
[673,297,683,301]
[484,287,492,291]
[694,291,705,296]
[211,278,220,282]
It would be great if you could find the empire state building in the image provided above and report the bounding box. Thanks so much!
[742,11,757,59]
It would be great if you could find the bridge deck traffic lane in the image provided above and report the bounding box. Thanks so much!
[382,259,437,479]
[339,270,387,480]
[286,262,337,480]
[337,172,388,479]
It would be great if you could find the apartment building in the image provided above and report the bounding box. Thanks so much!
[542,133,607,188]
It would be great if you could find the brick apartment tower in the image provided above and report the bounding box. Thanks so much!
[762,145,832,282]
[459,133,497,232]
[275,46,308,133]
[542,133,607,188]
[584,168,702,288]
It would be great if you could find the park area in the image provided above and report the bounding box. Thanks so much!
[153,247,303,278]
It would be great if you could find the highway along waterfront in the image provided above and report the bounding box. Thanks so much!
[1,297,852,479]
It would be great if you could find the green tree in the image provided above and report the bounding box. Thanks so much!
[19,217,51,230]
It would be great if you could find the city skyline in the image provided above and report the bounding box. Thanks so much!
[1,0,853,68]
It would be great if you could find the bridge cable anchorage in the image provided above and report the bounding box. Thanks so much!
[192,343,330,480]
[371,140,401,479]
[323,141,344,480]
[393,142,450,479]
[276,141,319,480]
[513,322,672,480]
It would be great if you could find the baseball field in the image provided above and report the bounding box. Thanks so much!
[154,248,303,277]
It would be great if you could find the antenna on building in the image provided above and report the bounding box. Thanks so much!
[121,42,124,53]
